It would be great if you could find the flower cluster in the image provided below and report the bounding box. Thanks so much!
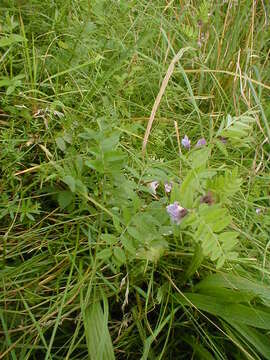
[148,135,210,225]
[148,180,173,195]
[166,202,188,224]
[181,135,207,149]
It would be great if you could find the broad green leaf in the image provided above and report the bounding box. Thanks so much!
[62,175,76,192]
[229,322,270,359]
[57,191,73,209]
[195,287,255,303]
[84,301,115,360]
[177,293,270,329]
[194,274,270,302]
[104,151,126,162]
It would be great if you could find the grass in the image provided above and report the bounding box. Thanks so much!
[1,0,270,358]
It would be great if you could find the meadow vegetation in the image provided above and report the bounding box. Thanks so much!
[1,1,270,359]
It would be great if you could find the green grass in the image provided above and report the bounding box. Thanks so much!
[1,0,270,359]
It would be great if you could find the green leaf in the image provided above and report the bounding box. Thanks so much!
[0,78,13,87]
[85,159,104,173]
[183,244,204,283]
[188,147,211,169]
[84,301,115,360]
[56,137,66,151]
[6,85,15,95]
[57,191,73,209]
[217,113,255,147]
[101,234,118,245]
[96,248,112,261]
[229,322,270,359]
[173,170,198,208]
[194,274,270,303]
[0,34,25,47]
[62,175,76,192]
[219,232,239,251]
[113,247,126,265]
[100,132,120,152]
[176,293,270,329]
[192,205,238,267]
[207,169,242,203]
[195,287,255,303]
[137,244,166,262]
[214,138,228,157]
[121,235,136,255]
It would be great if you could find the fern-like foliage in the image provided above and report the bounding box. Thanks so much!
[207,168,242,203]
[191,204,238,268]
[198,0,210,23]
[181,24,198,40]
[217,113,256,147]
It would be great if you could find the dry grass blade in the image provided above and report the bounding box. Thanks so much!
[142,47,191,155]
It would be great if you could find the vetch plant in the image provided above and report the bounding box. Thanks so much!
[148,180,159,195]
[181,134,191,149]
[195,138,207,147]
[166,202,188,224]
[164,181,173,193]
[1,2,269,359]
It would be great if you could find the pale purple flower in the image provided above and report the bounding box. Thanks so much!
[196,138,207,147]
[256,208,261,215]
[181,135,191,149]
[166,202,188,224]
[164,181,173,193]
[149,181,159,195]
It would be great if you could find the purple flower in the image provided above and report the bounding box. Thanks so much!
[166,202,188,224]
[196,138,207,147]
[149,181,159,195]
[181,135,191,149]
[164,181,173,193]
